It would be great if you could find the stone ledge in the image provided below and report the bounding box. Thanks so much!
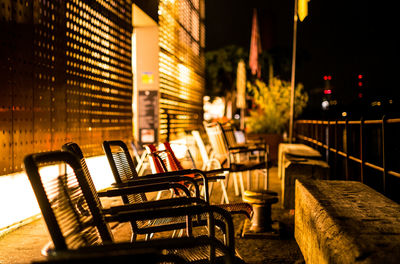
[279,144,328,209]
[295,179,400,264]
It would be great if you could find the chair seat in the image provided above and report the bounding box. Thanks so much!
[216,202,253,219]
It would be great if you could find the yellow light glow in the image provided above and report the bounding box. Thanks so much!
[0,155,115,233]
[178,63,190,84]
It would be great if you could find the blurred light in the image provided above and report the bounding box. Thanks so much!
[358,82,363,87]
[342,112,347,117]
[358,92,363,98]
[324,89,331,95]
[371,101,382,107]
[178,63,190,84]
[234,114,240,120]
[323,75,332,80]
[203,96,224,121]
[358,74,363,79]
[322,100,329,110]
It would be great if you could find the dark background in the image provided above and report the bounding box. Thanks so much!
[205,0,398,119]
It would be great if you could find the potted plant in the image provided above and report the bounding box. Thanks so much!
[246,78,308,164]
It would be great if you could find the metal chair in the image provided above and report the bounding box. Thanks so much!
[146,142,253,220]
[192,130,230,203]
[62,142,228,242]
[204,122,276,198]
[24,150,236,263]
[100,140,246,241]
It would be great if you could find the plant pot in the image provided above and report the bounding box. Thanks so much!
[247,133,283,166]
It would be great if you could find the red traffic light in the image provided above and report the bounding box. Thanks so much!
[358,74,363,79]
[324,89,332,95]
[323,75,332,81]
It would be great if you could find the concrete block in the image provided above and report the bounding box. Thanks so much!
[295,179,400,264]
[278,143,322,180]
[281,154,329,209]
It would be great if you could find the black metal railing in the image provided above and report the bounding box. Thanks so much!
[295,117,400,203]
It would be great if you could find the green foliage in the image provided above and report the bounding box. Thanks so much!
[246,78,308,134]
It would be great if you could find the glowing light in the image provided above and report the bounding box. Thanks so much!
[321,100,329,110]
[324,89,332,95]
[178,63,190,84]
[342,112,347,117]
[204,97,225,121]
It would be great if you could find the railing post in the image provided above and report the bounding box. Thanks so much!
[360,117,365,183]
[381,115,387,194]
[345,118,349,181]
[326,121,330,165]
[334,119,338,180]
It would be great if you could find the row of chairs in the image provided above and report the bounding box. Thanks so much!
[23,139,239,263]
[24,121,271,263]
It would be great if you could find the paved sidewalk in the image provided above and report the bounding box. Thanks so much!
[0,167,304,264]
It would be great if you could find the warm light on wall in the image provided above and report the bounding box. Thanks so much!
[0,155,115,235]
[178,63,190,85]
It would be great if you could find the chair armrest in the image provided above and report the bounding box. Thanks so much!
[112,175,201,199]
[98,182,192,199]
[103,197,207,214]
[229,147,266,154]
[142,170,210,201]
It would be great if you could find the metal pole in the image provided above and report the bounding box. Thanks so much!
[360,118,365,183]
[289,0,298,143]
[381,115,387,194]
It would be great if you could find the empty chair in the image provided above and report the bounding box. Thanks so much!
[192,130,230,203]
[100,140,247,241]
[62,142,226,241]
[204,122,276,198]
[24,150,237,263]
[146,142,253,220]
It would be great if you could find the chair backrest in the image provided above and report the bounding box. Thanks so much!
[102,140,147,205]
[191,130,210,168]
[162,142,185,171]
[219,122,238,148]
[61,142,103,209]
[24,151,113,251]
[203,122,229,166]
[143,144,168,174]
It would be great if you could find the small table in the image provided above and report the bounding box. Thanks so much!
[242,190,278,233]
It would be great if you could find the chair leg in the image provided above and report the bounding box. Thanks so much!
[246,170,251,190]
[208,182,214,200]
[130,232,137,242]
[238,172,245,199]
[232,172,240,196]
[155,190,163,200]
[219,180,229,204]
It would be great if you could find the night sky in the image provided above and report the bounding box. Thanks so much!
[205,0,398,117]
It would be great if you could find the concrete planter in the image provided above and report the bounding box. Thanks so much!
[247,133,283,166]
